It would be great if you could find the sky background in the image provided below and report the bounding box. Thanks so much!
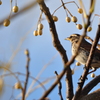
[0,0,100,100]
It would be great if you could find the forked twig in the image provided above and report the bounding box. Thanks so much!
[55,71,63,100]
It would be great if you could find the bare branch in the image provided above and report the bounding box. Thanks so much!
[55,71,63,100]
[80,75,100,97]
[72,0,95,99]
[73,24,100,100]
[22,49,30,100]
[37,0,73,100]
[80,89,100,100]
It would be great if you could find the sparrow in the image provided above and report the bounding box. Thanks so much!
[65,34,100,71]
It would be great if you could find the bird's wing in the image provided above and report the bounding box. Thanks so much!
[81,39,100,55]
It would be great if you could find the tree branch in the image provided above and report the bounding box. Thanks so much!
[80,75,100,97]
[37,0,73,99]
[55,71,63,100]
[72,0,96,99]
[73,24,100,100]
[80,89,100,100]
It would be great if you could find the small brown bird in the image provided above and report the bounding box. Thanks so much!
[65,34,100,71]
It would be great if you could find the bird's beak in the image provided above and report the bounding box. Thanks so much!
[65,37,70,40]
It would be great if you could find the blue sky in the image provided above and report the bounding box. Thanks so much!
[0,0,100,100]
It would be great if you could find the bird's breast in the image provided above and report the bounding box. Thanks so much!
[72,45,89,65]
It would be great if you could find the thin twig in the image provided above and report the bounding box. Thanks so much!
[52,1,79,15]
[26,54,57,97]
[60,0,73,16]
[0,66,19,82]
[0,72,46,92]
[55,71,63,100]
[0,1,37,27]
[22,49,30,100]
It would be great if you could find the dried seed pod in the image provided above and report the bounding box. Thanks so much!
[14,82,22,89]
[38,29,42,35]
[65,17,71,23]
[12,6,18,13]
[91,73,95,78]
[52,16,58,22]
[0,1,2,5]
[87,27,92,32]
[3,19,10,27]
[71,16,77,22]
[38,23,43,30]
[24,49,29,55]
[76,62,81,66]
[76,24,83,30]
[0,78,4,92]
[71,69,74,75]
[78,8,83,14]
[33,30,38,36]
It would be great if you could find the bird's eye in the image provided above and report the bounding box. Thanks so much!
[70,36,72,38]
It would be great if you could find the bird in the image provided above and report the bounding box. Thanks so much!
[65,34,100,72]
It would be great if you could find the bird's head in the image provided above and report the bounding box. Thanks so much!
[65,34,81,43]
